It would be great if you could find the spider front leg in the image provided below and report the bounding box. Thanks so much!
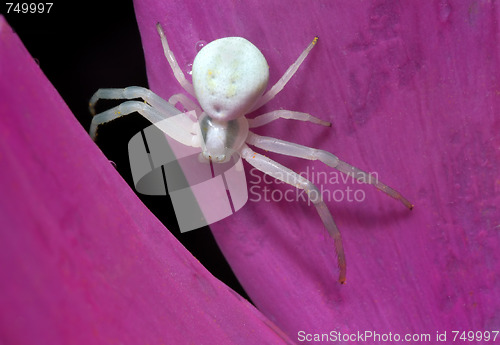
[168,93,203,116]
[89,99,199,148]
[246,132,414,209]
[240,144,347,284]
[248,110,331,128]
[156,23,196,97]
[250,36,319,112]
[89,86,181,117]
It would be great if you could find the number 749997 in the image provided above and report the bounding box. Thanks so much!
[6,3,53,14]
[452,330,498,342]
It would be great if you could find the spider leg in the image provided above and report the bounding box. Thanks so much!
[246,132,414,209]
[89,86,179,116]
[168,93,203,116]
[89,101,199,148]
[248,110,330,128]
[156,23,196,97]
[251,36,318,112]
[240,144,346,284]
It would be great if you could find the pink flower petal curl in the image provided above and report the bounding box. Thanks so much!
[135,1,500,343]
[0,16,293,344]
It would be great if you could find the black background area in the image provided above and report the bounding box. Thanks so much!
[2,1,251,303]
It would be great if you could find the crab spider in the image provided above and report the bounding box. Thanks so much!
[89,22,413,284]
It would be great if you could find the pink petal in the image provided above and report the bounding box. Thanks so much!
[0,16,293,344]
[135,0,500,342]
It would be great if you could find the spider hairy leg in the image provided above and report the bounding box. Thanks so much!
[251,36,319,112]
[156,22,196,97]
[89,101,168,139]
[248,110,331,128]
[246,132,413,210]
[240,144,347,284]
[89,100,198,149]
[334,160,414,210]
[89,86,179,117]
[168,93,203,116]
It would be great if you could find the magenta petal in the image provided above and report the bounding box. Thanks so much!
[0,16,293,344]
[136,1,500,342]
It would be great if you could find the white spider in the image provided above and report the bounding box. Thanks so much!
[89,22,413,284]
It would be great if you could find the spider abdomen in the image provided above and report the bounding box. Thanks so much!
[192,37,269,122]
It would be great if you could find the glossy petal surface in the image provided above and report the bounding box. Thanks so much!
[134,1,500,342]
[0,16,291,344]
